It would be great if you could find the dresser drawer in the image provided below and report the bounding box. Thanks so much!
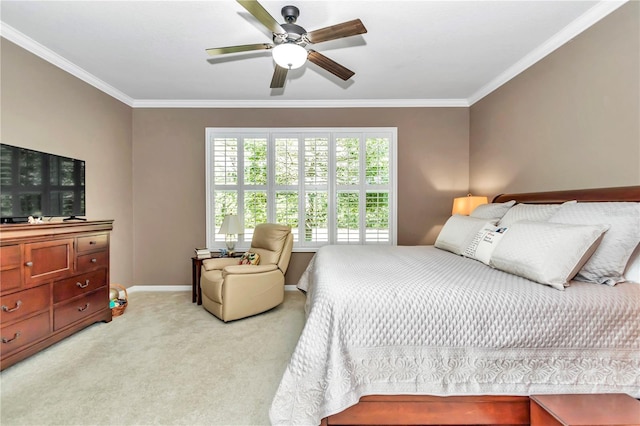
[0,285,50,323]
[77,251,108,273]
[53,270,107,303]
[1,245,21,266]
[0,245,22,293]
[1,311,50,356]
[76,234,108,253]
[0,268,22,294]
[54,287,108,331]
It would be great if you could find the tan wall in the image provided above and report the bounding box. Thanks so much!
[469,1,640,199]
[1,38,135,286]
[132,107,469,285]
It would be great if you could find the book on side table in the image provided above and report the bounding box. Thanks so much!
[194,248,211,259]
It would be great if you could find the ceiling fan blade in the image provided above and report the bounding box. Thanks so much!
[305,19,367,44]
[308,50,355,81]
[206,43,272,56]
[237,0,284,34]
[270,65,288,89]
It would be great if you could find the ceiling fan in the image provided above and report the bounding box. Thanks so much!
[206,0,367,89]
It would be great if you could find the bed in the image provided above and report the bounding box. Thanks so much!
[269,186,640,426]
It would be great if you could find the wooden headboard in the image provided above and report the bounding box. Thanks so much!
[493,185,640,204]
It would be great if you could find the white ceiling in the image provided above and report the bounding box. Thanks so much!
[0,1,627,108]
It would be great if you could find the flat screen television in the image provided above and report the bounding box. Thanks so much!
[0,144,85,223]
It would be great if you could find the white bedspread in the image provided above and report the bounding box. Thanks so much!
[270,245,640,425]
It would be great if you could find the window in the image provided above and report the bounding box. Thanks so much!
[205,128,397,250]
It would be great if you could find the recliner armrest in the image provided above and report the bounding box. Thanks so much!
[202,257,240,271]
[223,264,278,275]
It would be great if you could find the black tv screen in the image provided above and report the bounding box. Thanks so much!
[0,144,85,222]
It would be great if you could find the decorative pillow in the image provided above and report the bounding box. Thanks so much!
[624,244,640,284]
[470,200,516,220]
[490,221,608,290]
[238,251,260,265]
[435,215,498,255]
[497,202,567,227]
[549,202,640,285]
[463,224,508,265]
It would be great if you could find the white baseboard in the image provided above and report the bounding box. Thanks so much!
[125,284,299,293]
[127,285,190,293]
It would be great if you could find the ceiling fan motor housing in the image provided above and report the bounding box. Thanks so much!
[277,23,307,44]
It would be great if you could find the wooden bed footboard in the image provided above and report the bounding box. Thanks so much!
[321,395,530,425]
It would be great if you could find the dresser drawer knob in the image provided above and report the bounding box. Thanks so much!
[2,331,21,344]
[90,258,97,263]
[1,300,22,313]
[78,303,90,312]
[76,280,90,288]
[25,261,33,267]
[89,241,97,245]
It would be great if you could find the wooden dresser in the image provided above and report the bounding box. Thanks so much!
[0,220,113,370]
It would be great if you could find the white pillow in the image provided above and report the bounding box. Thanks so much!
[470,200,516,220]
[549,202,640,285]
[435,215,497,255]
[463,224,508,265]
[625,244,640,284]
[490,221,608,290]
[497,203,565,227]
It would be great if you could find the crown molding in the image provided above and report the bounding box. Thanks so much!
[467,0,628,105]
[1,22,135,107]
[131,98,469,108]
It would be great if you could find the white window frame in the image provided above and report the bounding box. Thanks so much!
[205,127,398,251]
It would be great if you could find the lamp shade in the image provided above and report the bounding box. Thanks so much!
[218,214,243,235]
[452,194,488,215]
[272,43,307,69]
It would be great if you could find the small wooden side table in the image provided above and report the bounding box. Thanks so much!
[191,256,205,304]
[530,394,640,426]
[191,251,244,305]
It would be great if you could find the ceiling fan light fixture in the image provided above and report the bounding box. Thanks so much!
[272,43,307,69]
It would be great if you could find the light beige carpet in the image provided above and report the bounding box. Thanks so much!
[0,290,306,426]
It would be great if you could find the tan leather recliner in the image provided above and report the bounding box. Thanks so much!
[200,223,293,322]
